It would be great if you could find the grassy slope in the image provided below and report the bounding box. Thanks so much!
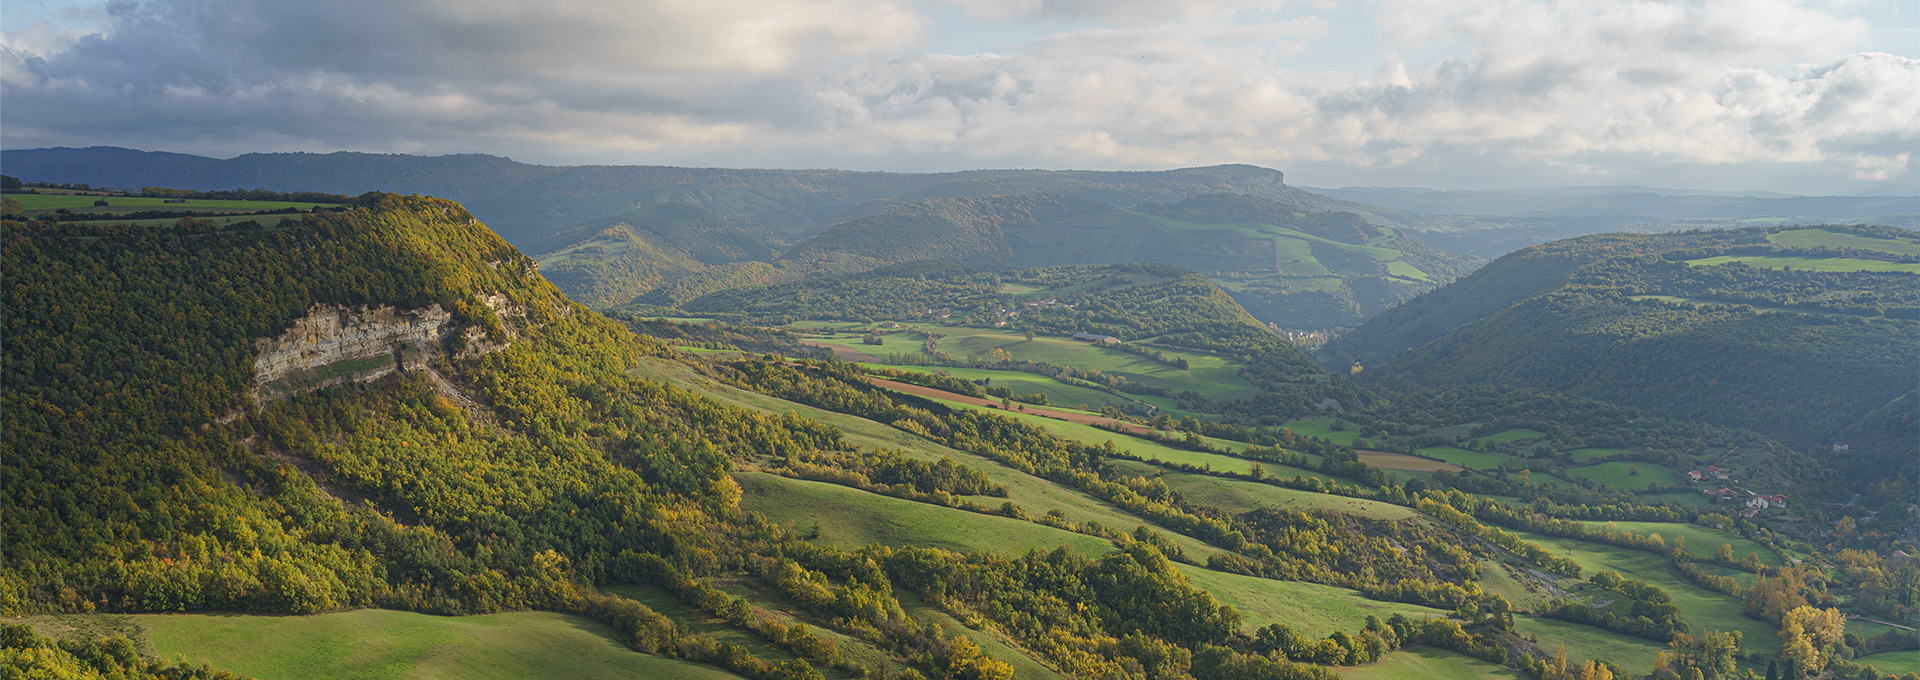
[933,327,1258,400]
[1510,616,1669,670]
[1174,565,1449,638]
[1569,521,1779,567]
[1280,417,1364,446]
[1511,531,1781,654]
[134,610,737,680]
[1339,646,1525,680]
[1768,228,1920,255]
[1685,254,1920,273]
[1565,462,1679,490]
[1416,446,1510,470]
[737,472,1117,556]
[1144,470,1414,520]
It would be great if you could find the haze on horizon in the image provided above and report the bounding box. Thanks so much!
[3,0,1917,196]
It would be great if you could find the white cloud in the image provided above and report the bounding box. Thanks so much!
[1,0,1914,192]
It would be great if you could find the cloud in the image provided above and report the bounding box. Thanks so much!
[1,0,1914,192]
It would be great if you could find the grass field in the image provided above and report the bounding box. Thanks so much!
[929,326,1259,400]
[600,585,849,676]
[1860,651,1920,677]
[1566,448,1631,462]
[1415,446,1510,470]
[1565,462,1679,490]
[1769,228,1920,256]
[1511,616,1670,670]
[1511,531,1781,653]
[1569,521,1779,567]
[1280,417,1364,446]
[1686,254,1920,273]
[9,194,341,211]
[1472,429,1546,446]
[893,590,1067,680]
[1174,565,1449,637]
[628,358,1226,559]
[1143,470,1416,520]
[1477,562,1552,611]
[737,472,1117,556]
[11,610,740,680]
[885,365,1193,418]
[1339,646,1525,680]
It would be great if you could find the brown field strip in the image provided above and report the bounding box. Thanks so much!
[1356,450,1463,472]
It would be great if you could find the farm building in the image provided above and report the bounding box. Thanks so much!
[1071,333,1120,345]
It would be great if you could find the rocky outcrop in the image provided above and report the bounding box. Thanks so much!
[252,300,509,403]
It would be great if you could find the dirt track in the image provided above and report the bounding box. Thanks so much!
[1356,450,1463,472]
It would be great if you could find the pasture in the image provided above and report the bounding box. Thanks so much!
[1415,446,1509,470]
[1472,429,1546,446]
[1510,616,1670,671]
[1510,530,1781,653]
[1685,254,1920,273]
[928,326,1259,400]
[1280,417,1364,446]
[736,472,1116,556]
[1144,470,1416,520]
[1860,651,1920,677]
[1565,462,1679,490]
[13,609,743,680]
[10,194,338,212]
[1339,646,1525,680]
[1570,521,1779,567]
[1174,565,1450,638]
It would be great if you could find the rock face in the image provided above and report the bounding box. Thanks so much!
[252,302,500,403]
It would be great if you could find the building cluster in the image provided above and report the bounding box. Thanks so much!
[1686,465,1788,517]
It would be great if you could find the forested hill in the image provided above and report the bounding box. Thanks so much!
[1334,225,1920,451]
[5,147,1491,247]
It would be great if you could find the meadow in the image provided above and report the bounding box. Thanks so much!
[1569,521,1779,567]
[1471,429,1546,447]
[1510,530,1781,654]
[1174,565,1450,637]
[1279,417,1364,446]
[1767,228,1920,255]
[16,610,740,680]
[1415,446,1510,470]
[1338,646,1525,680]
[929,326,1259,400]
[1564,461,1679,490]
[736,472,1117,556]
[1685,254,1920,273]
[10,194,339,211]
[1141,469,1414,520]
[1510,616,1670,671]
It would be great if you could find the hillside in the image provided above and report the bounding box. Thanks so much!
[5,147,1502,249]
[772,193,1477,329]
[1333,225,1920,451]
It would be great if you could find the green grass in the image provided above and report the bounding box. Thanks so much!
[1386,260,1435,283]
[10,194,340,211]
[998,282,1049,294]
[1174,565,1448,637]
[1473,429,1546,446]
[626,357,1224,560]
[893,590,1066,680]
[1280,417,1363,446]
[1686,255,1920,273]
[1566,448,1631,462]
[1415,446,1509,470]
[1565,462,1678,490]
[1510,531,1781,654]
[1477,562,1552,611]
[599,585,836,675]
[1339,646,1525,680]
[59,610,744,680]
[1511,616,1670,670]
[737,472,1116,556]
[1143,470,1415,520]
[1860,651,1920,677]
[929,326,1258,400]
[1769,228,1920,256]
[885,366,1155,415]
[1569,521,1778,567]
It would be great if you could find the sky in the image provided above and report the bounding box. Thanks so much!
[2,0,1917,195]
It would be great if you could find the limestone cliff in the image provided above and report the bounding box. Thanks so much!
[251,299,507,403]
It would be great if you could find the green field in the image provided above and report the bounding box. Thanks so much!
[1339,646,1525,680]
[1566,448,1631,462]
[1143,470,1415,520]
[737,472,1116,556]
[1280,417,1364,446]
[1416,446,1510,470]
[601,585,853,676]
[1473,429,1546,446]
[1477,561,1552,611]
[1769,228,1920,256]
[17,610,740,680]
[10,194,338,212]
[1174,565,1448,637]
[930,326,1259,400]
[1511,616,1670,670]
[1860,651,1920,677]
[1570,521,1778,567]
[886,365,1176,416]
[1511,531,1781,653]
[1686,254,1920,273]
[628,357,1224,559]
[1565,462,1678,490]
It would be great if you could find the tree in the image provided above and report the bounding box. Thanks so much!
[1765,658,1776,680]
[1025,330,1036,341]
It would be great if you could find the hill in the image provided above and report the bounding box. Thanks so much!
[1331,225,1920,451]
[770,193,1477,329]
[4,147,1501,249]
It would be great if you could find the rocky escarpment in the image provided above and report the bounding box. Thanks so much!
[251,299,508,403]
